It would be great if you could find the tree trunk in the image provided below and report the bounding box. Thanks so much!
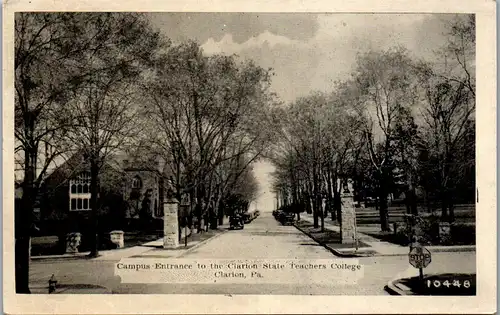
[440,188,448,220]
[217,204,224,225]
[312,196,319,228]
[449,201,455,222]
[15,235,31,293]
[205,212,209,232]
[405,190,411,214]
[410,187,418,216]
[407,173,418,215]
[320,197,325,232]
[16,150,36,293]
[197,206,204,233]
[306,195,312,214]
[327,170,335,221]
[334,189,341,224]
[441,188,454,222]
[330,198,336,221]
[312,168,320,228]
[88,161,99,257]
[378,185,390,232]
[425,189,432,213]
[209,206,218,230]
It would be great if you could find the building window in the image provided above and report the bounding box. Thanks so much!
[69,172,91,211]
[132,176,142,189]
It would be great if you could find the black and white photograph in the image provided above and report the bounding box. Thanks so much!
[3,1,496,314]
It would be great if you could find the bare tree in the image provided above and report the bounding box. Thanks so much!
[143,41,275,231]
[415,14,475,221]
[14,12,99,293]
[353,47,420,231]
[60,13,162,257]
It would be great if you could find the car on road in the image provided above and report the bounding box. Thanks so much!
[229,214,244,230]
[273,210,294,225]
[242,211,254,224]
[279,212,295,225]
[272,209,282,219]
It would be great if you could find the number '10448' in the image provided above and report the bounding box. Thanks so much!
[426,279,471,288]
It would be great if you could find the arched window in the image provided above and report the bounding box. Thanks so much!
[77,172,91,182]
[132,176,142,189]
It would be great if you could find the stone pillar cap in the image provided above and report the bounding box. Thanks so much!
[164,197,179,204]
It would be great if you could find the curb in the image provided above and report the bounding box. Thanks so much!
[30,283,112,294]
[428,245,476,253]
[293,223,374,258]
[31,253,96,262]
[384,279,410,295]
[178,229,228,257]
[300,216,476,256]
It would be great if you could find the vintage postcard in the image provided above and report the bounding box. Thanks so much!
[3,0,496,314]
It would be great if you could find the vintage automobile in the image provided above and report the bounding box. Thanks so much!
[229,214,244,230]
[242,211,253,224]
[279,212,295,225]
[273,209,283,219]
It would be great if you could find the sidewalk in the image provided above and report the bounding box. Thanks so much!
[29,227,228,293]
[31,245,156,262]
[31,225,229,261]
[130,227,227,258]
[300,214,475,256]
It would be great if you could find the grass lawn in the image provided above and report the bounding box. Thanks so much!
[123,231,162,248]
[362,221,475,246]
[146,228,223,251]
[355,204,475,246]
[31,236,64,256]
[295,220,370,249]
[356,204,475,225]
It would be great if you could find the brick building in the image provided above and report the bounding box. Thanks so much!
[29,151,174,236]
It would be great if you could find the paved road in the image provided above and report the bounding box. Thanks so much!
[29,211,475,295]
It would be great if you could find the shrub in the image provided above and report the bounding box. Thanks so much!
[414,214,441,245]
[451,223,476,245]
[391,214,475,246]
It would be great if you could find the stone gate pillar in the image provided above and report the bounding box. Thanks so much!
[163,196,179,249]
[340,179,357,245]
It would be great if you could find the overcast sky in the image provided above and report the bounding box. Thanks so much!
[149,13,456,104]
[148,13,459,210]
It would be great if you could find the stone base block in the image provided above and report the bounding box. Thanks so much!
[65,232,82,254]
[163,235,179,249]
[341,232,356,245]
[109,230,125,248]
[439,222,452,244]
